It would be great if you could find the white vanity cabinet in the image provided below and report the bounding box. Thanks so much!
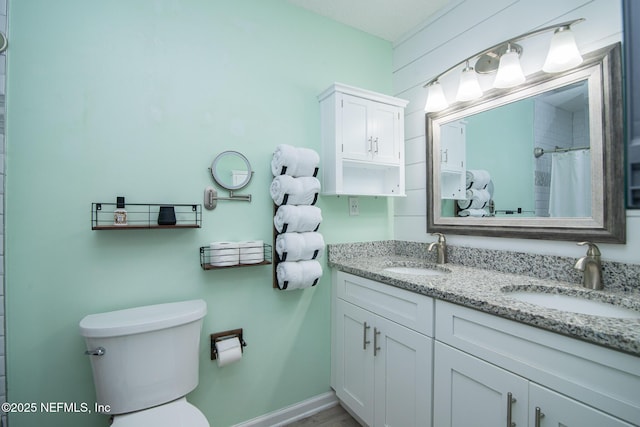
[434,300,640,427]
[332,271,433,427]
[319,83,408,197]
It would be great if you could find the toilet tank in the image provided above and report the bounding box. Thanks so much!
[79,299,207,415]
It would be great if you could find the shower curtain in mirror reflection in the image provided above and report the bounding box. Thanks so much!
[549,149,591,217]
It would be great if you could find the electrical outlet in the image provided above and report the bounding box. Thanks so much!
[349,197,359,216]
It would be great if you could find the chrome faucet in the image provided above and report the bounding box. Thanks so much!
[573,241,603,290]
[428,233,448,264]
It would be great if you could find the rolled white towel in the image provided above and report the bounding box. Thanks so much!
[271,144,320,177]
[466,169,491,190]
[274,205,322,233]
[276,260,323,290]
[270,175,320,206]
[457,189,490,210]
[209,242,240,267]
[276,232,324,261]
[238,240,264,264]
[458,208,489,217]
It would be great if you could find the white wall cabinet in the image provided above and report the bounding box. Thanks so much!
[332,271,433,427]
[434,300,640,427]
[319,83,408,197]
[439,121,466,200]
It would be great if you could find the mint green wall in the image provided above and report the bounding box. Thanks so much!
[466,99,535,214]
[4,1,393,426]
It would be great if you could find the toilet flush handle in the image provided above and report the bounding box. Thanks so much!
[84,347,106,356]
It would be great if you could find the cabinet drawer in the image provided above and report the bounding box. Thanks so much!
[336,271,433,336]
[435,300,640,425]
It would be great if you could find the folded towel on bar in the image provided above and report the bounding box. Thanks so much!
[271,144,320,177]
[274,205,322,233]
[276,260,323,290]
[466,169,491,190]
[270,175,320,206]
[458,208,489,217]
[457,189,491,210]
[276,232,325,262]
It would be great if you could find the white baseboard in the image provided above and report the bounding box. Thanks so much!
[232,391,338,427]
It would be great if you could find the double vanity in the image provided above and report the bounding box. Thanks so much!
[328,241,640,427]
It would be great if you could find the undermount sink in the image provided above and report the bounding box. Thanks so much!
[506,291,640,319]
[383,266,446,276]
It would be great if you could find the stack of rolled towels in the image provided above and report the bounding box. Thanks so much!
[272,144,324,290]
[209,240,265,267]
[457,169,492,217]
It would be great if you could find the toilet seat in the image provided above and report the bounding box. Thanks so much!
[110,397,209,427]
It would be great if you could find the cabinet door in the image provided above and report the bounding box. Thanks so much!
[433,342,528,427]
[341,94,372,161]
[374,315,432,427]
[529,383,636,427]
[335,299,374,426]
[440,122,465,172]
[370,102,401,164]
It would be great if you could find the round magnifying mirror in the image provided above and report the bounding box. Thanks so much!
[210,151,253,190]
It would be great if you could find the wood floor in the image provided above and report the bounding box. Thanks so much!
[283,404,361,427]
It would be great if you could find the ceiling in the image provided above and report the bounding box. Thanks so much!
[287,0,453,42]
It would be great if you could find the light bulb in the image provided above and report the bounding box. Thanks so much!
[456,63,483,102]
[424,81,449,113]
[543,26,583,73]
[494,44,526,89]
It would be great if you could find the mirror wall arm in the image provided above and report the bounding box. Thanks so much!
[215,191,252,202]
[422,18,585,87]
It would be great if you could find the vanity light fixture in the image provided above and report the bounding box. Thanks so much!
[456,61,483,102]
[542,25,584,73]
[425,80,449,112]
[493,43,526,89]
[424,18,584,112]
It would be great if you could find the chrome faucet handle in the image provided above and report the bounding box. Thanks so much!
[577,241,601,257]
[431,232,446,243]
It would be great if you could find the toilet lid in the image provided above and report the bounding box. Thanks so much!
[111,398,209,427]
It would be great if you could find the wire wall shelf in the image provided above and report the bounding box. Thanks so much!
[91,203,202,230]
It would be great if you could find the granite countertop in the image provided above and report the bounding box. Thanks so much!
[328,254,640,356]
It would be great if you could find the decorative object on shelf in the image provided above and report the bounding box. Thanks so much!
[91,203,202,229]
[199,242,272,270]
[113,196,128,226]
[423,18,585,112]
[157,205,177,225]
[318,83,408,196]
[205,151,253,210]
[272,144,324,290]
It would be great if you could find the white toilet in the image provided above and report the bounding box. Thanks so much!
[79,299,209,426]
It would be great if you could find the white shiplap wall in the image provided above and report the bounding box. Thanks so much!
[391,0,640,264]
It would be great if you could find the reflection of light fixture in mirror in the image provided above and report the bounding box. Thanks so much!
[424,80,449,113]
[493,43,526,88]
[456,61,483,102]
[543,26,583,73]
[422,18,585,113]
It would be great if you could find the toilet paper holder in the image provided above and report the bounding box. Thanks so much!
[210,328,246,360]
